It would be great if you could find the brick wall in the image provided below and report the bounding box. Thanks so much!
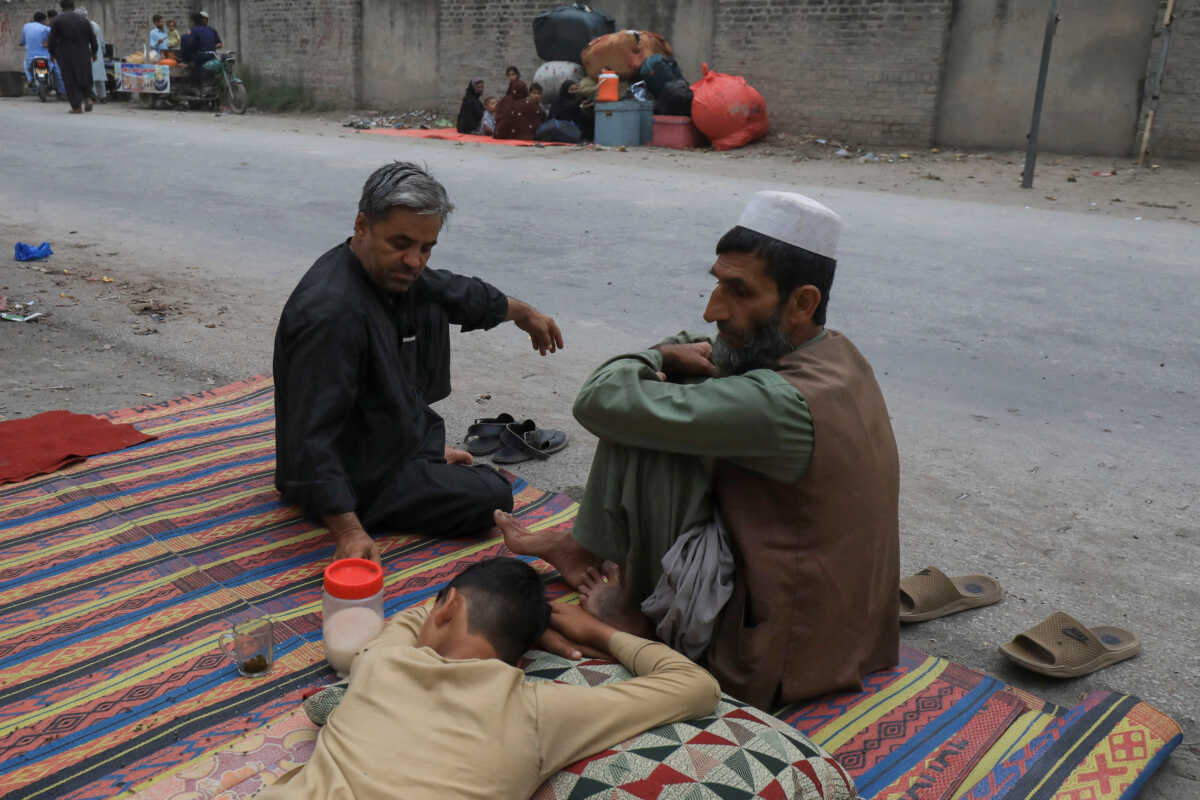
[438,0,542,98]
[236,0,360,100]
[1146,1,1200,158]
[712,0,954,145]
[4,0,1197,156]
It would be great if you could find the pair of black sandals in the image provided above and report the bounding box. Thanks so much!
[463,413,569,464]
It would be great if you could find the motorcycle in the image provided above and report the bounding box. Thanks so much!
[163,50,248,114]
[29,57,55,102]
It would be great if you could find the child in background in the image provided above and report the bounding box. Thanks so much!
[478,96,498,136]
[165,19,181,50]
[528,82,548,121]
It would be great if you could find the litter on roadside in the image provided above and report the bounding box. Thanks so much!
[14,242,53,262]
[2,311,44,323]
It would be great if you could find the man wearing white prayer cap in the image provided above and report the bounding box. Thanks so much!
[501,190,900,710]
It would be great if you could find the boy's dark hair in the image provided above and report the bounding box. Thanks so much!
[529,82,543,93]
[190,11,204,25]
[60,0,75,10]
[715,225,837,326]
[34,11,47,21]
[153,13,162,22]
[506,65,520,77]
[437,557,550,664]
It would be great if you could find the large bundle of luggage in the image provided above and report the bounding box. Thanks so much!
[580,30,672,79]
[524,9,771,150]
[533,3,615,63]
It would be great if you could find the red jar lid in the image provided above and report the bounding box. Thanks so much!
[324,558,383,600]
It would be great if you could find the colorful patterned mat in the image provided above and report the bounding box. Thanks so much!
[0,377,1181,800]
[777,651,1181,800]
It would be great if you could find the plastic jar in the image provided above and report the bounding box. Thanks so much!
[322,558,385,677]
[597,69,619,103]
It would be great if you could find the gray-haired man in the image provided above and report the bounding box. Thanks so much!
[273,162,564,563]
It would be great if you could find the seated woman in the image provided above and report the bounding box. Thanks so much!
[493,79,540,141]
[456,78,485,134]
[536,80,592,144]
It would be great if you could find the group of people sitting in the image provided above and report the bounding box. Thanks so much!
[457,65,594,144]
[263,160,900,797]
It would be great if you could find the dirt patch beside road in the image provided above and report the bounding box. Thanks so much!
[0,221,257,421]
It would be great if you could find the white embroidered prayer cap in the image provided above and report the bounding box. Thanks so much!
[736,191,843,260]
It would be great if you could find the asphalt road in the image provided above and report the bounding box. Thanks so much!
[2,99,1197,795]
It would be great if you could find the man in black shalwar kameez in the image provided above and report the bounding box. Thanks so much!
[274,162,565,564]
[47,0,96,113]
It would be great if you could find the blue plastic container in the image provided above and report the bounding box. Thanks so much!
[595,100,654,146]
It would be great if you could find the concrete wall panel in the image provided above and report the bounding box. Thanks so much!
[937,0,1160,155]
[362,0,439,108]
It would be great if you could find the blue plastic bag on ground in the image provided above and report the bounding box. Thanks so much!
[15,242,53,261]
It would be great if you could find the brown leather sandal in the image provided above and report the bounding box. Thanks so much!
[899,566,1002,623]
[1000,611,1140,678]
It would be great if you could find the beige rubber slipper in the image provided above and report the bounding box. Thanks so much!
[899,566,1003,623]
[1000,611,1140,678]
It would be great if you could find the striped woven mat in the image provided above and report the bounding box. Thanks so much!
[0,377,1181,800]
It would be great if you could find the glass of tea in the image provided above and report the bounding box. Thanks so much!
[219,616,274,677]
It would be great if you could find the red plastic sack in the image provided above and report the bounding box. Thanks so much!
[689,63,769,151]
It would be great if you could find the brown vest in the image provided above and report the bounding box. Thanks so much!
[705,330,900,710]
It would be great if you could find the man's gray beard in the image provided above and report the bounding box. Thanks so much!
[712,314,796,376]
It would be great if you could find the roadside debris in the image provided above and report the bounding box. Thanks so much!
[14,242,53,262]
[2,299,42,322]
[343,109,453,130]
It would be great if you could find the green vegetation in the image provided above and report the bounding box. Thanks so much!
[237,67,331,112]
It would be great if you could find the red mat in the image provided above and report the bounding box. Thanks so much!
[364,128,571,147]
[0,409,156,483]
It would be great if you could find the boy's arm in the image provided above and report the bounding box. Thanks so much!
[532,607,721,779]
[369,602,433,648]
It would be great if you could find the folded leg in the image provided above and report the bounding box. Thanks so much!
[363,458,513,538]
[570,440,712,604]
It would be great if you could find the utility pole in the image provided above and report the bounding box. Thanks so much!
[1022,0,1061,190]
[1137,0,1177,166]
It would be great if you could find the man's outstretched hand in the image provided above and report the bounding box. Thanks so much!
[507,297,564,356]
[332,528,381,564]
[444,446,474,465]
[324,512,382,564]
[536,603,615,660]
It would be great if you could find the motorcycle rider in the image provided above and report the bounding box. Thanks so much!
[19,12,57,91]
[181,11,223,83]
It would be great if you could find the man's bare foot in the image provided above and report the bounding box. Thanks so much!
[578,562,654,638]
[494,510,601,589]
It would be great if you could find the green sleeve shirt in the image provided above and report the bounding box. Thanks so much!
[572,338,815,484]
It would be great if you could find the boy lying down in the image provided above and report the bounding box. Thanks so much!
[257,557,720,799]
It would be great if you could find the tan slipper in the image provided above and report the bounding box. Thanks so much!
[899,566,1002,623]
[1000,611,1140,678]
